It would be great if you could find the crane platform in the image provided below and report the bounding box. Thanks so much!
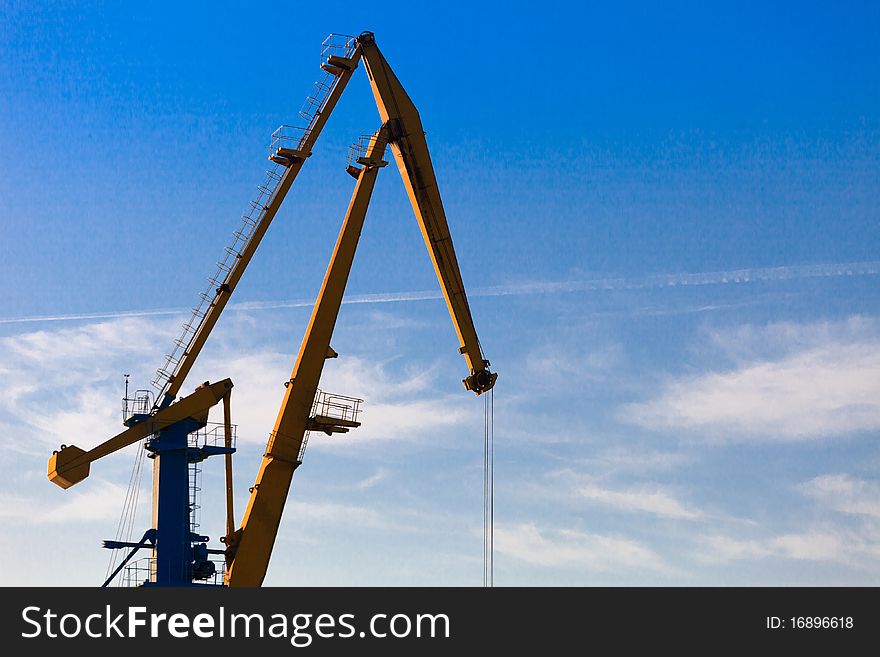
[269,147,307,166]
[306,390,363,435]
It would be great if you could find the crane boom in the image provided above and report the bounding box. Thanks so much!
[225,33,496,586]
[358,33,496,394]
[155,45,362,408]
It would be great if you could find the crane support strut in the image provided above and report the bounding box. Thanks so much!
[226,129,390,586]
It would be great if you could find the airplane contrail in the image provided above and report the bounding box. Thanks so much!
[1,260,878,325]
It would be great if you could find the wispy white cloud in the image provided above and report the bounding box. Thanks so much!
[494,522,669,573]
[0,312,474,458]
[575,481,704,520]
[0,317,172,451]
[801,474,880,518]
[0,316,169,361]
[4,276,879,586]
[623,317,880,441]
[525,343,623,385]
[0,481,135,524]
[40,481,135,523]
[583,447,692,474]
[3,260,877,325]
[706,315,880,361]
[692,471,880,570]
[696,526,880,569]
[695,534,774,563]
[190,349,476,447]
[0,493,36,521]
[356,468,390,490]
[279,499,387,529]
[536,469,706,520]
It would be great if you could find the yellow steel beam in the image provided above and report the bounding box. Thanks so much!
[47,379,233,489]
[358,33,496,395]
[223,390,235,541]
[225,129,389,587]
[160,50,363,406]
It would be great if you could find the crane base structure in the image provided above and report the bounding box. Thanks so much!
[47,32,496,587]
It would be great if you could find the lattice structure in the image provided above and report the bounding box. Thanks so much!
[151,34,358,402]
[149,159,286,396]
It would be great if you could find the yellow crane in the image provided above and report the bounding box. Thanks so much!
[226,31,496,586]
[47,32,495,587]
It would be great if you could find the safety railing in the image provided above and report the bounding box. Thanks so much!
[270,124,312,156]
[311,389,363,425]
[122,389,153,422]
[122,557,227,587]
[187,421,237,450]
[321,33,357,62]
[262,429,310,465]
[347,133,382,167]
[122,557,156,587]
[193,557,227,586]
[264,389,362,464]
[297,34,357,134]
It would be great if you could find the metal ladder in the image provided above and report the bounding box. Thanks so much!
[188,458,201,534]
[150,160,286,393]
[151,34,358,399]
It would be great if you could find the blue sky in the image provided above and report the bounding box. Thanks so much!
[1,1,879,585]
